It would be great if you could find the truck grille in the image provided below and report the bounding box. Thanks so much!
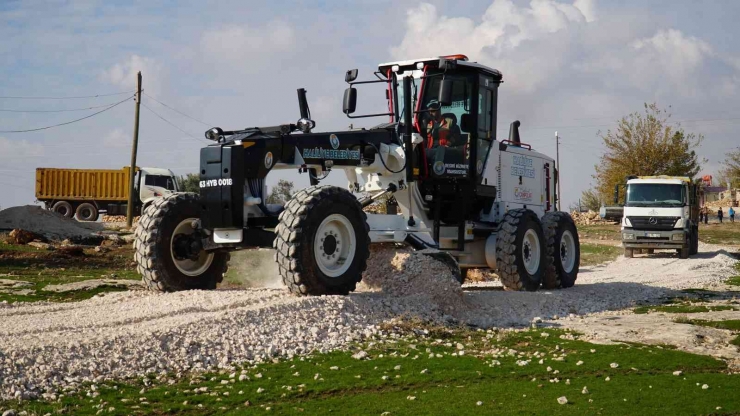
[628,216,679,231]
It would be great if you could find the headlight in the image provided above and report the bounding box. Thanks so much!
[672,233,684,241]
[205,127,223,142]
[623,233,635,240]
[623,217,632,227]
[674,218,684,228]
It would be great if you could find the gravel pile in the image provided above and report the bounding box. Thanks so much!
[0,206,103,242]
[1,243,738,400]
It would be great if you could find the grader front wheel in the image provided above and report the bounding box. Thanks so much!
[274,185,370,296]
[134,193,229,292]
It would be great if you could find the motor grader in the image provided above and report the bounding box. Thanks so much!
[133,54,580,295]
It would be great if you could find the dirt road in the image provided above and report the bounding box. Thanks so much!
[0,243,737,400]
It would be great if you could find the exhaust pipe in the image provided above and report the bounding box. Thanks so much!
[508,120,521,146]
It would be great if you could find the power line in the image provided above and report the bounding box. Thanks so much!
[141,102,209,144]
[0,100,130,113]
[143,92,213,127]
[0,91,135,100]
[0,95,134,133]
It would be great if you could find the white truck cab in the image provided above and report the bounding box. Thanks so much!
[139,167,179,203]
[619,176,699,259]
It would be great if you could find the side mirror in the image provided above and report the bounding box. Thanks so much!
[345,69,358,83]
[460,113,472,132]
[438,79,453,106]
[343,87,357,115]
[614,184,620,204]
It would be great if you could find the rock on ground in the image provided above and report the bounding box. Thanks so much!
[0,243,738,400]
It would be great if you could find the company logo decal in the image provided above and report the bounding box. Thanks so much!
[648,209,658,215]
[649,217,657,225]
[511,155,535,178]
[433,161,445,175]
[330,134,340,149]
[264,152,274,169]
[514,186,533,202]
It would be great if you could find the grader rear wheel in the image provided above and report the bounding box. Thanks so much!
[542,212,580,289]
[496,209,548,291]
[274,185,370,296]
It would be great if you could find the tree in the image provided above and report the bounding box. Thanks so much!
[266,179,295,205]
[594,103,704,203]
[719,148,740,188]
[579,188,601,211]
[178,173,201,194]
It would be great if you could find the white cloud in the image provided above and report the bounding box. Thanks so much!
[101,128,129,148]
[198,22,294,71]
[102,55,165,97]
[0,137,45,159]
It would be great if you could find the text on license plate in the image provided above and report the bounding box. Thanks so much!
[645,233,661,238]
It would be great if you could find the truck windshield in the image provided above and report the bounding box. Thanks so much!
[626,184,684,207]
[145,175,176,191]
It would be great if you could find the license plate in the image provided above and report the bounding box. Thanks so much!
[646,233,661,238]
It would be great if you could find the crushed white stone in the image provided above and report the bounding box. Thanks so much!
[1,243,738,400]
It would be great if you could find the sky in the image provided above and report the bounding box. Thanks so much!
[1,0,739,211]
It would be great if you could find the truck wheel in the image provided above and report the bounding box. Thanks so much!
[624,248,634,258]
[134,193,229,292]
[542,212,580,289]
[274,185,370,296]
[690,226,699,255]
[679,247,690,259]
[496,209,548,291]
[75,203,98,222]
[52,201,73,218]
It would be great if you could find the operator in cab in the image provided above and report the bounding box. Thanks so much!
[426,100,461,148]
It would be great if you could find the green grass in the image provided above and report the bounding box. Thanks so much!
[7,327,739,416]
[580,243,622,266]
[634,304,735,314]
[0,242,138,304]
[577,224,621,241]
[699,222,740,245]
[725,262,740,286]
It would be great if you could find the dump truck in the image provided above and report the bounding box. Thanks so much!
[133,54,581,295]
[616,175,700,259]
[35,166,179,221]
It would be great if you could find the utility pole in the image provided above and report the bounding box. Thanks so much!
[126,71,142,228]
[555,131,561,211]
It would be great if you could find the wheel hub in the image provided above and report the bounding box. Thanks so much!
[314,214,355,278]
[172,232,204,261]
[322,233,338,256]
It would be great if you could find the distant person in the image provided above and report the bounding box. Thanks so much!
[730,206,735,223]
[699,207,705,224]
[718,207,724,224]
[702,206,709,225]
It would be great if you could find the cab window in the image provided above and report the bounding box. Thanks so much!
[145,175,176,191]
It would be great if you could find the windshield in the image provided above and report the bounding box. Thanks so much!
[626,184,685,207]
[145,174,176,191]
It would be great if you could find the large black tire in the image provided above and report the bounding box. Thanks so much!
[75,202,98,222]
[679,247,690,259]
[495,209,548,291]
[542,212,580,289]
[52,201,73,218]
[133,193,229,292]
[274,185,370,296]
[690,226,699,255]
